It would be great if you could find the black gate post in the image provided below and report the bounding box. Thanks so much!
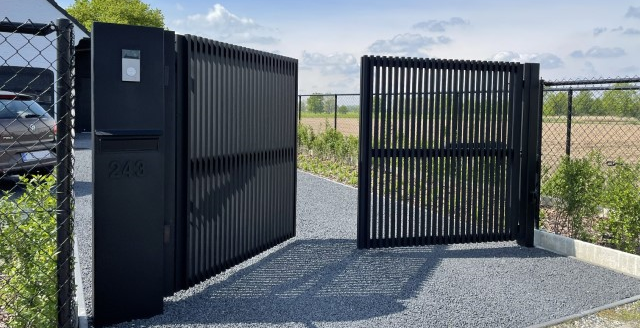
[55,18,75,328]
[357,56,373,248]
[518,63,541,247]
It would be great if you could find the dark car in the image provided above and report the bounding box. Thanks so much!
[0,91,56,176]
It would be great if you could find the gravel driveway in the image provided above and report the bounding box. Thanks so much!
[73,134,640,327]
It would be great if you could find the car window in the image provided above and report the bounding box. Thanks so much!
[0,99,48,119]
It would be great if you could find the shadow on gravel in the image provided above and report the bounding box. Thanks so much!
[73,181,92,198]
[156,239,557,326]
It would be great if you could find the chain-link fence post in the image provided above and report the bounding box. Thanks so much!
[55,18,74,328]
[566,89,573,158]
[298,95,301,122]
[333,94,338,131]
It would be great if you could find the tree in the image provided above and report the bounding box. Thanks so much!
[543,91,568,116]
[573,91,601,116]
[323,96,336,114]
[600,83,640,118]
[306,94,324,113]
[338,105,348,114]
[67,0,164,32]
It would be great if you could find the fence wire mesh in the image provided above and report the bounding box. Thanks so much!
[0,18,76,328]
[298,94,360,136]
[539,78,640,253]
[541,78,640,183]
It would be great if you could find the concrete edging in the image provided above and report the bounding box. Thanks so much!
[534,229,640,278]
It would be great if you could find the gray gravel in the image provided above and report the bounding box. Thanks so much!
[73,135,640,327]
[74,133,94,317]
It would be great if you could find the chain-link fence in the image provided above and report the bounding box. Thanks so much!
[0,18,76,327]
[540,78,640,183]
[540,78,640,253]
[298,94,360,136]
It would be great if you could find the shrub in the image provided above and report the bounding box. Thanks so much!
[0,175,58,328]
[297,123,359,186]
[598,162,640,253]
[541,152,605,240]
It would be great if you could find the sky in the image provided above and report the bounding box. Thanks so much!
[57,0,640,94]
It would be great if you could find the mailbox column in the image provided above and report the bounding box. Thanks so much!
[91,23,175,327]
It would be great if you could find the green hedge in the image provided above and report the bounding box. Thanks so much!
[542,152,640,254]
[0,175,58,328]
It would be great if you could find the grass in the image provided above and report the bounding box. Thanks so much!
[298,153,358,186]
[552,300,640,327]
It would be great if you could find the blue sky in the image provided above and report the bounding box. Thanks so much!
[57,0,640,93]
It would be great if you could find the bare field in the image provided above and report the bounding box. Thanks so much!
[541,120,640,179]
[300,116,640,180]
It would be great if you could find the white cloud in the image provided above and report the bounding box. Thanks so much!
[412,17,469,32]
[623,28,640,35]
[302,52,359,75]
[593,27,607,36]
[368,34,451,56]
[327,78,359,93]
[570,46,626,58]
[172,4,279,45]
[581,61,599,77]
[491,51,564,69]
[625,6,640,19]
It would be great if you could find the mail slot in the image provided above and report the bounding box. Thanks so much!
[99,137,159,152]
[96,130,161,152]
[92,23,175,327]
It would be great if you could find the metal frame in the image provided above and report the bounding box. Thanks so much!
[358,56,540,249]
[55,18,75,328]
[174,35,298,290]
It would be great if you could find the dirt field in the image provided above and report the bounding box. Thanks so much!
[300,116,640,180]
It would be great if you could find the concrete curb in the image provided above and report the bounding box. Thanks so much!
[527,294,640,328]
[534,229,640,278]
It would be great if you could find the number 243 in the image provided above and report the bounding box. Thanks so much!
[108,160,145,179]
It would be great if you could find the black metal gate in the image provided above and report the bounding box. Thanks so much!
[357,57,541,249]
[174,35,298,290]
[91,23,297,326]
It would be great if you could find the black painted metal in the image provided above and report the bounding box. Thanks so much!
[92,23,175,326]
[0,20,56,35]
[74,38,91,132]
[91,24,297,326]
[520,63,541,247]
[566,89,573,157]
[175,35,297,290]
[55,18,74,328]
[358,56,541,248]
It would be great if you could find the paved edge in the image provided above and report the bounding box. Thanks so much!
[297,170,358,190]
[527,294,640,328]
[74,239,88,328]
